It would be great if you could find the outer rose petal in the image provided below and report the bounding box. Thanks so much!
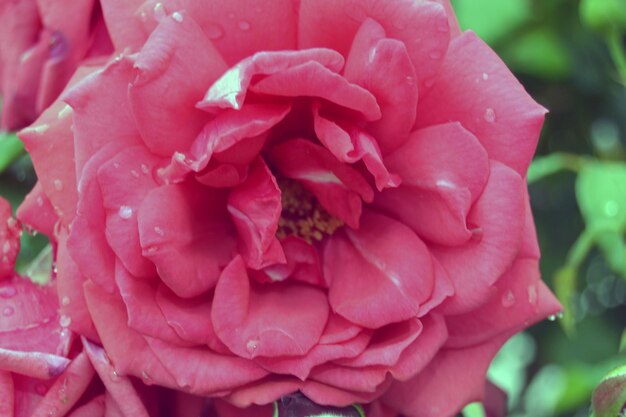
[382,333,510,417]
[99,0,146,51]
[129,13,227,156]
[325,211,433,328]
[212,256,330,359]
[444,258,562,348]
[0,198,21,280]
[298,0,449,94]
[416,32,547,175]
[16,182,57,241]
[434,161,526,314]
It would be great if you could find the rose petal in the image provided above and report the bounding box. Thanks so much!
[445,258,562,348]
[225,376,302,408]
[82,338,151,417]
[64,56,144,176]
[99,0,146,51]
[30,351,95,417]
[301,378,392,408]
[138,182,236,297]
[0,198,21,279]
[67,395,105,417]
[416,32,547,175]
[434,161,526,314]
[228,159,285,270]
[198,49,344,111]
[97,146,162,278]
[144,337,269,395]
[377,122,489,246]
[212,256,329,358]
[382,332,511,417]
[298,0,450,94]
[312,104,400,190]
[0,349,69,380]
[213,400,274,417]
[0,370,14,416]
[129,13,227,156]
[343,19,418,154]
[16,182,57,241]
[325,211,433,328]
[251,61,381,121]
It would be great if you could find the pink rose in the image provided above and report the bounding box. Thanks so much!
[0,0,113,130]
[18,1,561,416]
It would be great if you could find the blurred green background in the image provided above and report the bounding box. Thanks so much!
[0,0,625,416]
[451,0,626,416]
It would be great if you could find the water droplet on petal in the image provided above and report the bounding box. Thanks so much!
[3,241,11,254]
[171,11,183,22]
[110,370,120,382]
[501,290,516,308]
[36,196,44,206]
[206,23,224,40]
[53,179,63,191]
[2,306,14,317]
[246,338,259,354]
[57,105,72,119]
[237,20,251,31]
[118,206,133,219]
[154,226,164,236]
[59,315,71,327]
[61,296,70,306]
[527,284,538,305]
[153,2,167,20]
[47,405,58,417]
[556,311,564,319]
[482,72,489,80]
[0,286,16,298]
[547,314,557,321]
[484,108,496,123]
[130,170,139,178]
[113,162,120,169]
[141,164,150,174]
[141,370,151,382]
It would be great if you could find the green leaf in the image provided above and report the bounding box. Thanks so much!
[575,162,626,277]
[591,364,626,417]
[451,0,531,45]
[462,402,486,417]
[0,133,25,174]
[580,0,626,34]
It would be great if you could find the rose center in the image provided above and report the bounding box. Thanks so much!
[276,179,343,244]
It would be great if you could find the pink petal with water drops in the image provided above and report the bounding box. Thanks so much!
[0,198,20,280]
[16,182,57,241]
[212,256,329,359]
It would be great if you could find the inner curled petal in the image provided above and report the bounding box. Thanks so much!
[277,179,344,244]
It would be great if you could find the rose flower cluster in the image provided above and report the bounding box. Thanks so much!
[2,0,560,416]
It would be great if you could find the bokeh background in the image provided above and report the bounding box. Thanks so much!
[0,0,625,416]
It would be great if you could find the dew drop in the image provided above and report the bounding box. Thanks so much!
[2,306,14,317]
[110,370,120,382]
[118,206,133,219]
[53,179,63,191]
[237,20,251,31]
[0,286,16,298]
[113,162,120,169]
[61,296,70,306]
[6,218,17,228]
[153,2,166,20]
[59,315,71,327]
[429,50,442,60]
[36,196,44,207]
[527,284,538,305]
[246,338,259,354]
[130,170,140,178]
[556,311,564,319]
[206,23,224,40]
[501,290,516,308]
[57,105,72,119]
[3,241,11,254]
[141,164,150,174]
[47,406,58,417]
[482,72,489,80]
[154,226,165,236]
[171,11,183,22]
[547,314,557,321]
[141,370,151,381]
[484,108,496,123]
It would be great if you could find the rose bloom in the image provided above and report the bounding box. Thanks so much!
[18,1,561,416]
[0,0,113,130]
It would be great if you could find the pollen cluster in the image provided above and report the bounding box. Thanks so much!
[276,179,344,244]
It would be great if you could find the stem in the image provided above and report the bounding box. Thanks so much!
[0,133,25,174]
[606,28,626,85]
[527,153,585,184]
